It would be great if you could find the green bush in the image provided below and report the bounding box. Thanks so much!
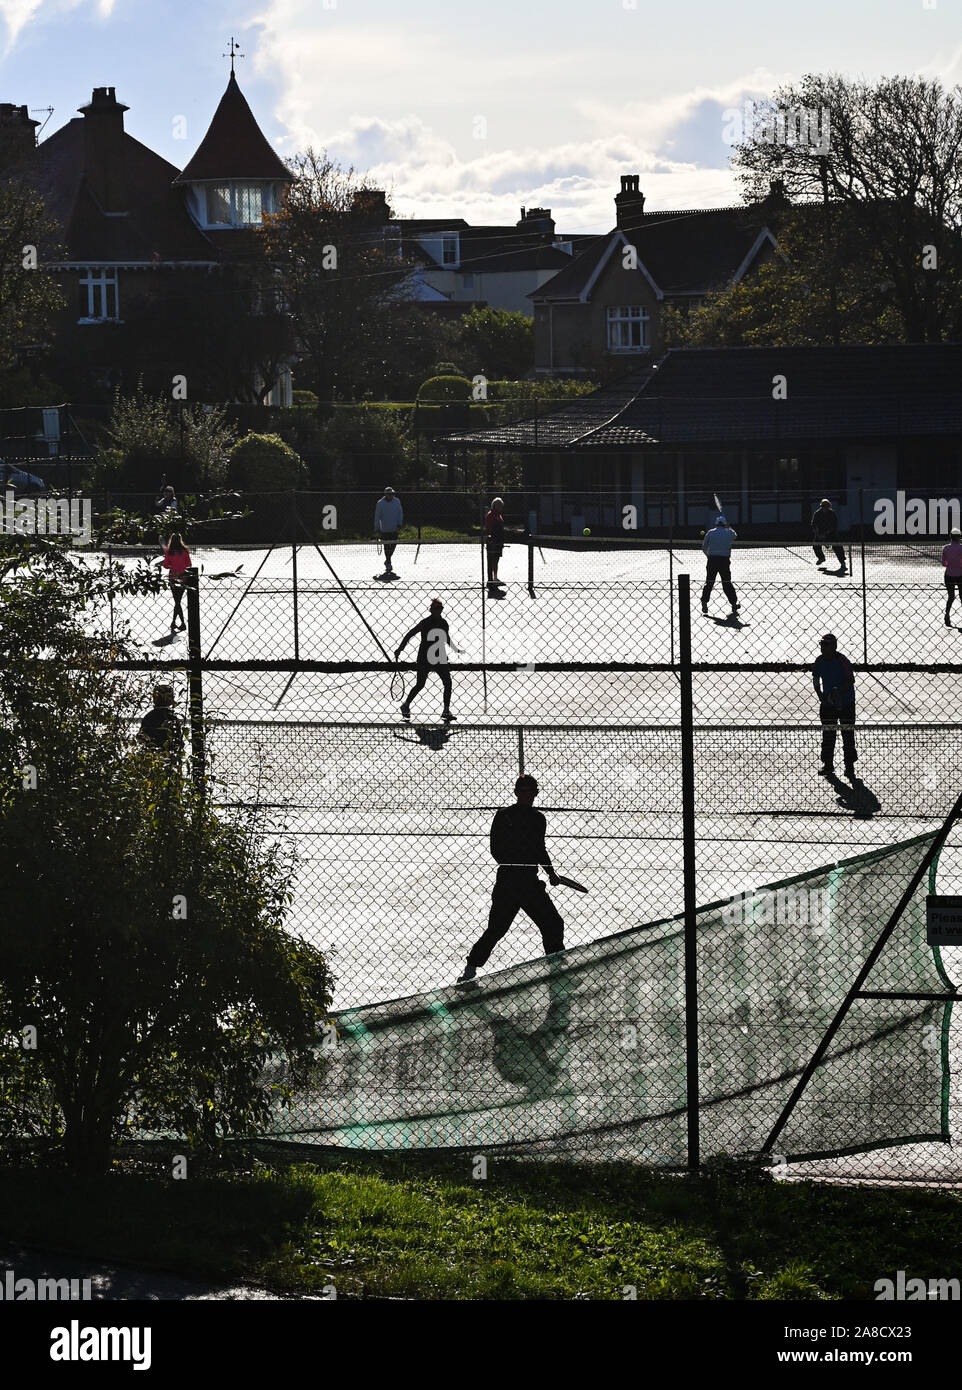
[416,374,472,403]
[227,433,309,491]
[291,390,320,407]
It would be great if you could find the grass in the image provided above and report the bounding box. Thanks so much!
[1,1147,960,1299]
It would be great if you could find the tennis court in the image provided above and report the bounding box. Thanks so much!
[69,533,962,1176]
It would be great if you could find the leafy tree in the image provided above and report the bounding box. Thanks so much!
[732,74,962,342]
[317,406,415,489]
[451,306,535,380]
[261,150,450,401]
[663,215,907,348]
[0,176,64,374]
[0,543,332,1174]
[90,388,237,492]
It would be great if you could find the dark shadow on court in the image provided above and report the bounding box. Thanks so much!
[708,614,746,629]
[468,961,574,1100]
[391,725,455,751]
[826,772,881,819]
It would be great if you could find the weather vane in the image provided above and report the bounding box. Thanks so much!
[224,37,244,74]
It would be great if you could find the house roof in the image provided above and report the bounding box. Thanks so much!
[444,345,962,450]
[531,207,775,302]
[31,118,215,262]
[406,221,593,275]
[173,72,291,184]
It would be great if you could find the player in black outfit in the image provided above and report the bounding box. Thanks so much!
[811,499,846,572]
[395,598,463,722]
[137,685,184,751]
[458,775,564,983]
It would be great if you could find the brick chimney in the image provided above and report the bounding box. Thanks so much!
[351,188,390,224]
[0,104,39,171]
[615,174,646,230]
[78,87,129,213]
[517,206,555,239]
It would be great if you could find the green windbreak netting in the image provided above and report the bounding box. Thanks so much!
[268,832,955,1164]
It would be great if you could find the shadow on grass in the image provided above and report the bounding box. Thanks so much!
[1,1143,960,1300]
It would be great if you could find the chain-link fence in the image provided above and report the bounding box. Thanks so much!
[48,515,962,1178]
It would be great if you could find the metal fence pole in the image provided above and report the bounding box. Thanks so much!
[678,571,699,1170]
[860,487,868,665]
[185,566,205,792]
[668,493,675,668]
[291,491,300,664]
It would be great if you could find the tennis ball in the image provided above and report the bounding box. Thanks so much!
[583,527,591,536]
[700,530,705,537]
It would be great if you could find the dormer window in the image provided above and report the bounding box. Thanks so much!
[197,182,279,228]
[442,234,459,267]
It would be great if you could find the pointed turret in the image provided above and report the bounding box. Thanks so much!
[174,72,290,229]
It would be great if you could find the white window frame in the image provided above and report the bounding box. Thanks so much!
[78,267,120,323]
[606,304,649,352]
[441,234,459,267]
[203,182,277,229]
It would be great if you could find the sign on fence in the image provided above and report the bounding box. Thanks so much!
[926,895,962,946]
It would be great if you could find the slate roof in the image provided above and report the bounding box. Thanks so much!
[444,346,962,450]
[531,207,775,302]
[173,72,291,184]
[31,119,215,262]
[407,221,594,275]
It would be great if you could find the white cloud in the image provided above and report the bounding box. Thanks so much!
[0,0,115,51]
[0,0,45,48]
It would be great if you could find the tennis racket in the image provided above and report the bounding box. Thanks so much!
[390,661,405,703]
[713,492,723,516]
[376,535,383,558]
[554,874,588,893]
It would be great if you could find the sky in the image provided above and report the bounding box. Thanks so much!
[1,0,960,232]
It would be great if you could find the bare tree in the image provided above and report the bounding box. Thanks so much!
[733,75,962,341]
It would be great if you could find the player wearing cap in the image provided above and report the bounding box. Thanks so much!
[374,486,404,575]
[458,775,564,983]
[942,527,962,627]
[137,685,184,752]
[701,516,739,616]
[395,598,463,722]
[811,499,847,573]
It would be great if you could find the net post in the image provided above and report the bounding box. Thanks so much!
[678,571,699,1170]
[291,490,300,664]
[185,566,205,792]
[527,536,535,595]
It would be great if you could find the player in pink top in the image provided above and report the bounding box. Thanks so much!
[942,527,962,627]
[161,532,192,633]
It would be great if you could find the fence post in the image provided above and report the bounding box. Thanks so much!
[668,494,675,668]
[860,487,868,665]
[290,490,300,664]
[185,566,205,792]
[107,544,114,643]
[678,572,699,1171]
[527,535,535,596]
